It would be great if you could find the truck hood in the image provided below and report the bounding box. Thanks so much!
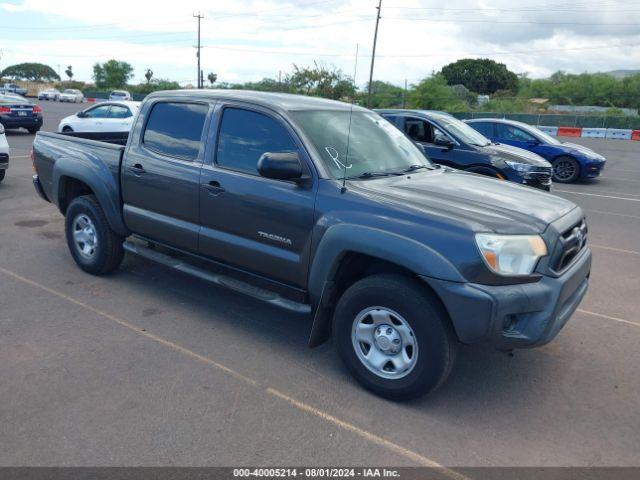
[349,167,576,234]
[484,143,551,167]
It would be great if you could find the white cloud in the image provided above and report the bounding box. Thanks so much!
[1,0,639,85]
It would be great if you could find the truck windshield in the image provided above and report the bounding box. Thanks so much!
[292,110,432,179]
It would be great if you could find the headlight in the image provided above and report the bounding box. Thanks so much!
[475,233,548,276]
[505,160,537,173]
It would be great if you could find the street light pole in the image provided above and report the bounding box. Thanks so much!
[366,0,382,108]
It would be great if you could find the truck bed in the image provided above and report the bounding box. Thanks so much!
[32,131,126,206]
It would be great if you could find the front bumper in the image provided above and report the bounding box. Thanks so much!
[581,158,605,179]
[426,247,591,349]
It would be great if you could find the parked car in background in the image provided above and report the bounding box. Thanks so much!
[0,123,8,182]
[59,89,84,103]
[2,83,27,96]
[0,93,43,133]
[109,90,132,101]
[377,109,553,191]
[465,118,606,183]
[58,101,140,135]
[38,88,61,101]
[32,90,591,400]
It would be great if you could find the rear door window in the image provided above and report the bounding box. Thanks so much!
[143,102,208,160]
[108,105,131,118]
[216,107,298,175]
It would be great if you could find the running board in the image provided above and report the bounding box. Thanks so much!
[122,240,311,314]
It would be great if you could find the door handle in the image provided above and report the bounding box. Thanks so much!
[128,163,146,175]
[203,180,225,195]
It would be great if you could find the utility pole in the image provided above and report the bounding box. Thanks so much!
[402,79,407,108]
[193,12,204,88]
[366,0,382,108]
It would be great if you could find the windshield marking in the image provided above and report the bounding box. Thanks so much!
[325,146,352,170]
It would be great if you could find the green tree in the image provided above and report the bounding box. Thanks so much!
[441,58,518,95]
[287,62,355,100]
[144,68,153,85]
[207,72,218,87]
[65,65,73,80]
[92,59,134,89]
[407,74,469,111]
[363,80,405,108]
[1,62,60,82]
[129,78,181,95]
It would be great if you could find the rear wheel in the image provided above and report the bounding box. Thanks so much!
[552,156,580,183]
[65,195,124,275]
[333,274,457,400]
[0,170,5,182]
[27,127,40,134]
[62,126,73,133]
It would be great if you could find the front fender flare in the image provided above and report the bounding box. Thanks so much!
[307,224,464,346]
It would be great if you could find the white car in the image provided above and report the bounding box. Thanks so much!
[59,89,84,103]
[58,101,140,133]
[0,123,9,182]
[38,88,60,101]
[109,90,133,101]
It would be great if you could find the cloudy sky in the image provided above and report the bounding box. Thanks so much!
[1,0,639,87]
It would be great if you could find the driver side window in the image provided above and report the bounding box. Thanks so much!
[497,124,535,142]
[84,105,111,118]
[216,107,298,175]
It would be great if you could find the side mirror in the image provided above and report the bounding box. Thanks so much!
[257,151,304,181]
[527,139,540,146]
[434,136,454,149]
[77,111,87,118]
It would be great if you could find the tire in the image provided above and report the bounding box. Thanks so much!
[62,126,73,133]
[27,127,40,134]
[333,274,457,400]
[552,156,580,183]
[0,170,5,182]
[65,195,124,275]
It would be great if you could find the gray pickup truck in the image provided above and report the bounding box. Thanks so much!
[32,90,591,400]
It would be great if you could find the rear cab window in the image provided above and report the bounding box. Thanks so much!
[143,102,208,160]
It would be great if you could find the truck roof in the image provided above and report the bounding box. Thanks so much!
[146,89,366,113]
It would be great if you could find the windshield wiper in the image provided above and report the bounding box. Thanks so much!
[402,164,431,173]
[347,171,403,179]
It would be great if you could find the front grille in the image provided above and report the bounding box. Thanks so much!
[553,219,588,272]
[524,167,552,184]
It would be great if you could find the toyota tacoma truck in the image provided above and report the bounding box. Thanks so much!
[31,90,591,400]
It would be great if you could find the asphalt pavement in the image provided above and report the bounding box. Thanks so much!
[1,100,639,469]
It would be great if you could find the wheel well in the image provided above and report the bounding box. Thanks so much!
[315,252,459,343]
[58,177,93,214]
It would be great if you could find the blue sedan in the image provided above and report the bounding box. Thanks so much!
[465,118,606,183]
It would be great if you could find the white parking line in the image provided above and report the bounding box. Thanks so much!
[557,188,640,198]
[586,209,640,220]
[589,244,640,256]
[578,309,640,329]
[554,190,640,202]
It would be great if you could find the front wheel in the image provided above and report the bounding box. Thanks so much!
[333,274,457,400]
[0,169,5,182]
[552,156,580,183]
[28,127,40,134]
[65,195,124,275]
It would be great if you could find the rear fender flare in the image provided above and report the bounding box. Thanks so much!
[52,156,128,236]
